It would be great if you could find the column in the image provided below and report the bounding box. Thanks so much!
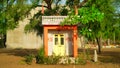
[73,26,78,57]
[44,26,48,56]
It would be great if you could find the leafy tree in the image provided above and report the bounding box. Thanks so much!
[0,0,119,52]
[62,0,118,53]
[61,5,104,53]
[112,0,120,44]
[0,0,68,34]
[0,0,32,34]
[0,0,32,47]
[66,0,88,15]
[24,0,67,32]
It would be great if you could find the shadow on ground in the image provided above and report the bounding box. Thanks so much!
[0,48,38,57]
[0,48,120,64]
[99,50,120,64]
[78,48,120,64]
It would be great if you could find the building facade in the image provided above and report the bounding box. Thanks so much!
[42,16,78,57]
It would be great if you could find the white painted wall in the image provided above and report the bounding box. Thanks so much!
[6,7,43,49]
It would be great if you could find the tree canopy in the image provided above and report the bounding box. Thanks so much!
[61,0,120,53]
[0,0,32,34]
[0,0,120,49]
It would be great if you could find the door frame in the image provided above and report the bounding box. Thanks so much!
[43,25,78,57]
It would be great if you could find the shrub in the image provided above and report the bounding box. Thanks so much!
[35,48,90,65]
[35,48,62,64]
[43,56,60,64]
[36,48,44,64]
[86,49,91,60]
[75,57,87,65]
[50,56,60,64]
[74,52,89,65]
[25,54,34,64]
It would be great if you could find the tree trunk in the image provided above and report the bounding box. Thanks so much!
[96,37,102,54]
[0,34,6,48]
[3,34,6,48]
[44,0,52,10]
[74,5,78,15]
[107,39,110,46]
[113,32,115,45]
[47,3,52,10]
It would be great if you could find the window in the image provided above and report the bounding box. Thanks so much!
[54,34,64,45]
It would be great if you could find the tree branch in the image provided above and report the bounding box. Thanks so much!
[78,0,88,7]
[35,5,48,8]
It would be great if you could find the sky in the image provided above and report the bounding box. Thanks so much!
[60,0,66,5]
[27,0,84,5]
[60,0,83,5]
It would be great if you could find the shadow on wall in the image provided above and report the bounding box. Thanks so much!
[24,11,43,37]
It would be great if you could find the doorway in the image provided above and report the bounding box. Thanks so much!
[53,34,65,56]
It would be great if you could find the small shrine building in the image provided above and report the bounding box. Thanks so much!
[42,16,78,57]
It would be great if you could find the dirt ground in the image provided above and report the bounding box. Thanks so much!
[0,48,120,68]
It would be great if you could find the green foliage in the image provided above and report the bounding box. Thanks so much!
[61,5,104,37]
[75,50,92,65]
[25,54,34,64]
[78,27,92,37]
[78,6,104,24]
[36,48,61,64]
[35,47,92,65]
[66,0,79,8]
[86,0,117,39]
[0,39,5,48]
[24,17,41,33]
[36,48,44,64]
[86,49,91,60]
[44,56,60,64]
[75,57,87,65]
[62,5,104,25]
[63,0,120,47]
[0,0,32,34]
[60,7,68,15]
[0,0,68,35]
[35,48,91,65]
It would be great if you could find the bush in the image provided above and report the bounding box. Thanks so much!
[36,48,44,64]
[43,56,60,64]
[75,57,87,65]
[25,54,34,64]
[36,48,60,64]
[35,48,91,65]
[86,49,91,60]
[75,51,92,65]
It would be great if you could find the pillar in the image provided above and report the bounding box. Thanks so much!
[73,26,78,57]
[44,26,48,56]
